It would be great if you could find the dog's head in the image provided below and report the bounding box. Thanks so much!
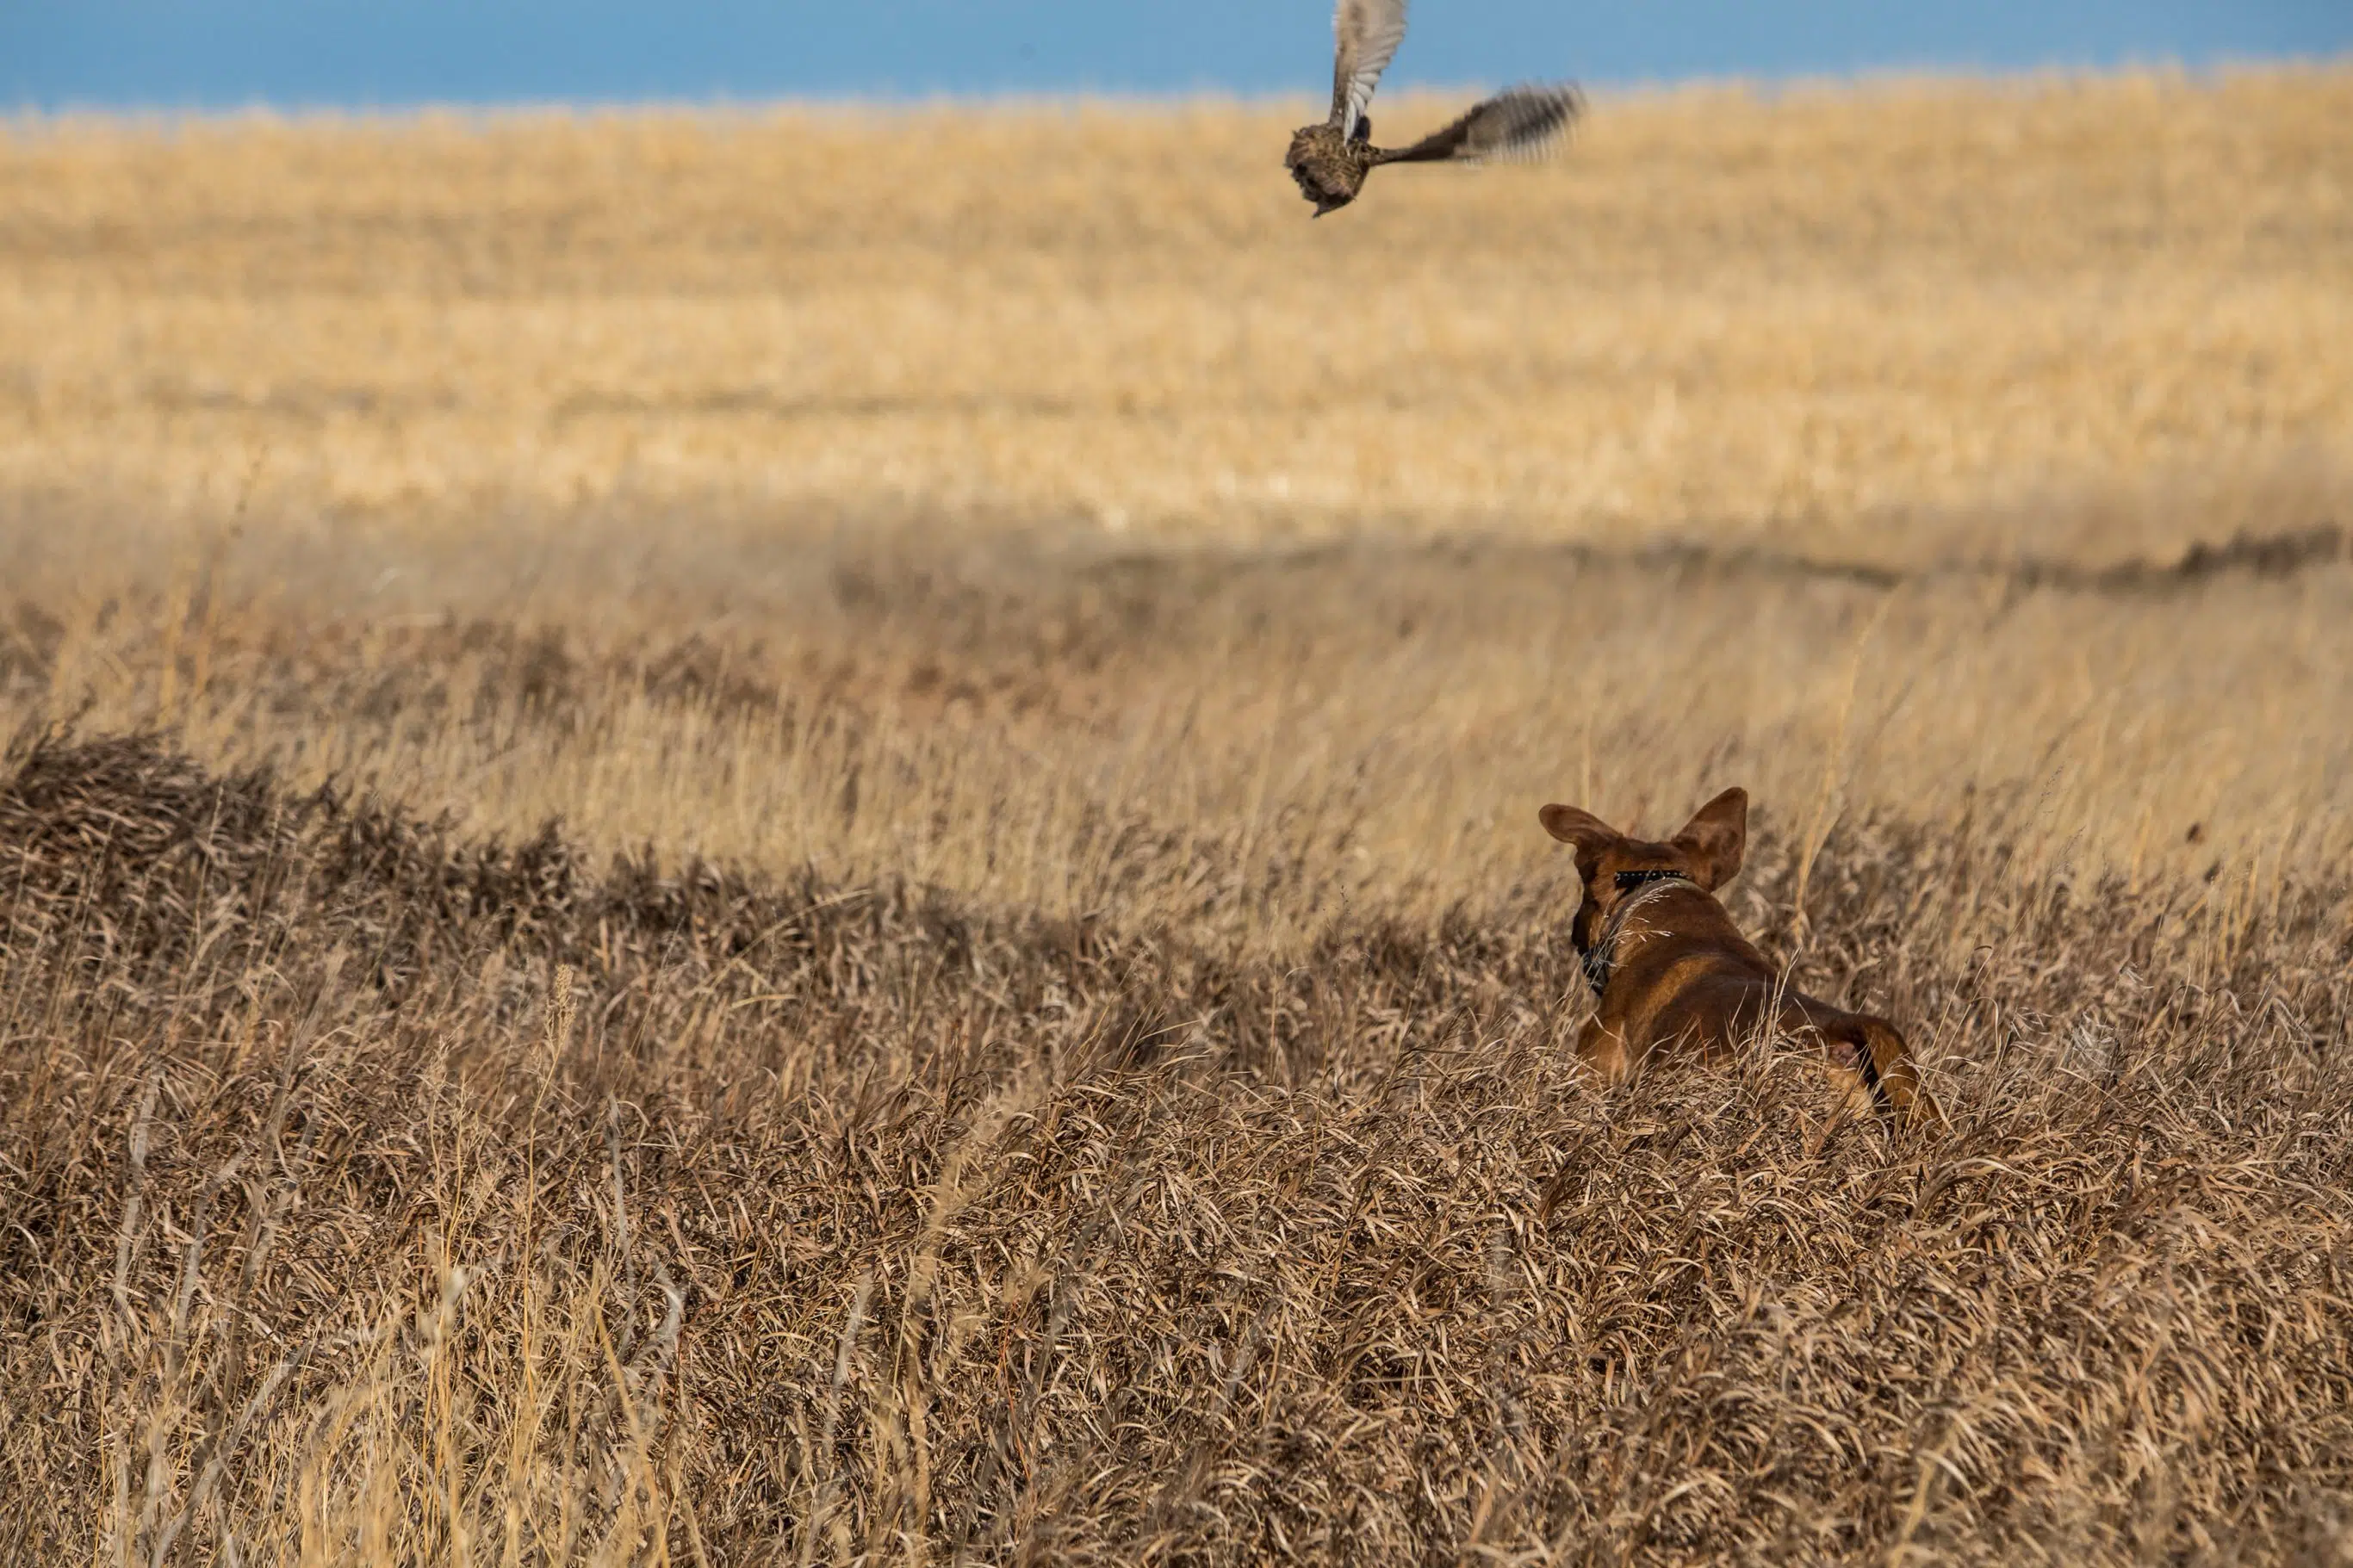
[1537,787,1748,953]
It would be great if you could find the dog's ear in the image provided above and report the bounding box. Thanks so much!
[1671,787,1748,889]
[1539,803,1618,876]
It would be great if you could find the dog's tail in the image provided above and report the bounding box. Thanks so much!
[1840,1018,1941,1129]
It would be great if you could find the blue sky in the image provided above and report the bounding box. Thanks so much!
[4,1,2348,109]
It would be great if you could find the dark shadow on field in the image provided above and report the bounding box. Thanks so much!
[1079,518,2348,599]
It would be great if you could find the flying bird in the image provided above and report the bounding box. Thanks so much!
[1286,0,1581,216]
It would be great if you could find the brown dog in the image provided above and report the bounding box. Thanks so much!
[1539,787,1934,1125]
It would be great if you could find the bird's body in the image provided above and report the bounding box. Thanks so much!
[1285,0,1580,216]
[1284,121,1378,217]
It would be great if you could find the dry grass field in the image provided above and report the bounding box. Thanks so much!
[3,67,2353,1565]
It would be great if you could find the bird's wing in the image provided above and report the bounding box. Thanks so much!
[1375,84,1583,164]
[1329,0,1409,139]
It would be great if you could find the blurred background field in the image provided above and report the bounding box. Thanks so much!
[4,66,2353,1565]
[6,71,2350,551]
[3,68,2351,896]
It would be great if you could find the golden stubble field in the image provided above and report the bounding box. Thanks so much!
[4,71,2351,551]
[3,68,2352,1565]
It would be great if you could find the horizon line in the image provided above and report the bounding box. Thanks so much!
[8,53,2346,123]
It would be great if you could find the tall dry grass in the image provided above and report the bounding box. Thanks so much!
[3,698,2350,1564]
[3,68,2352,1565]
